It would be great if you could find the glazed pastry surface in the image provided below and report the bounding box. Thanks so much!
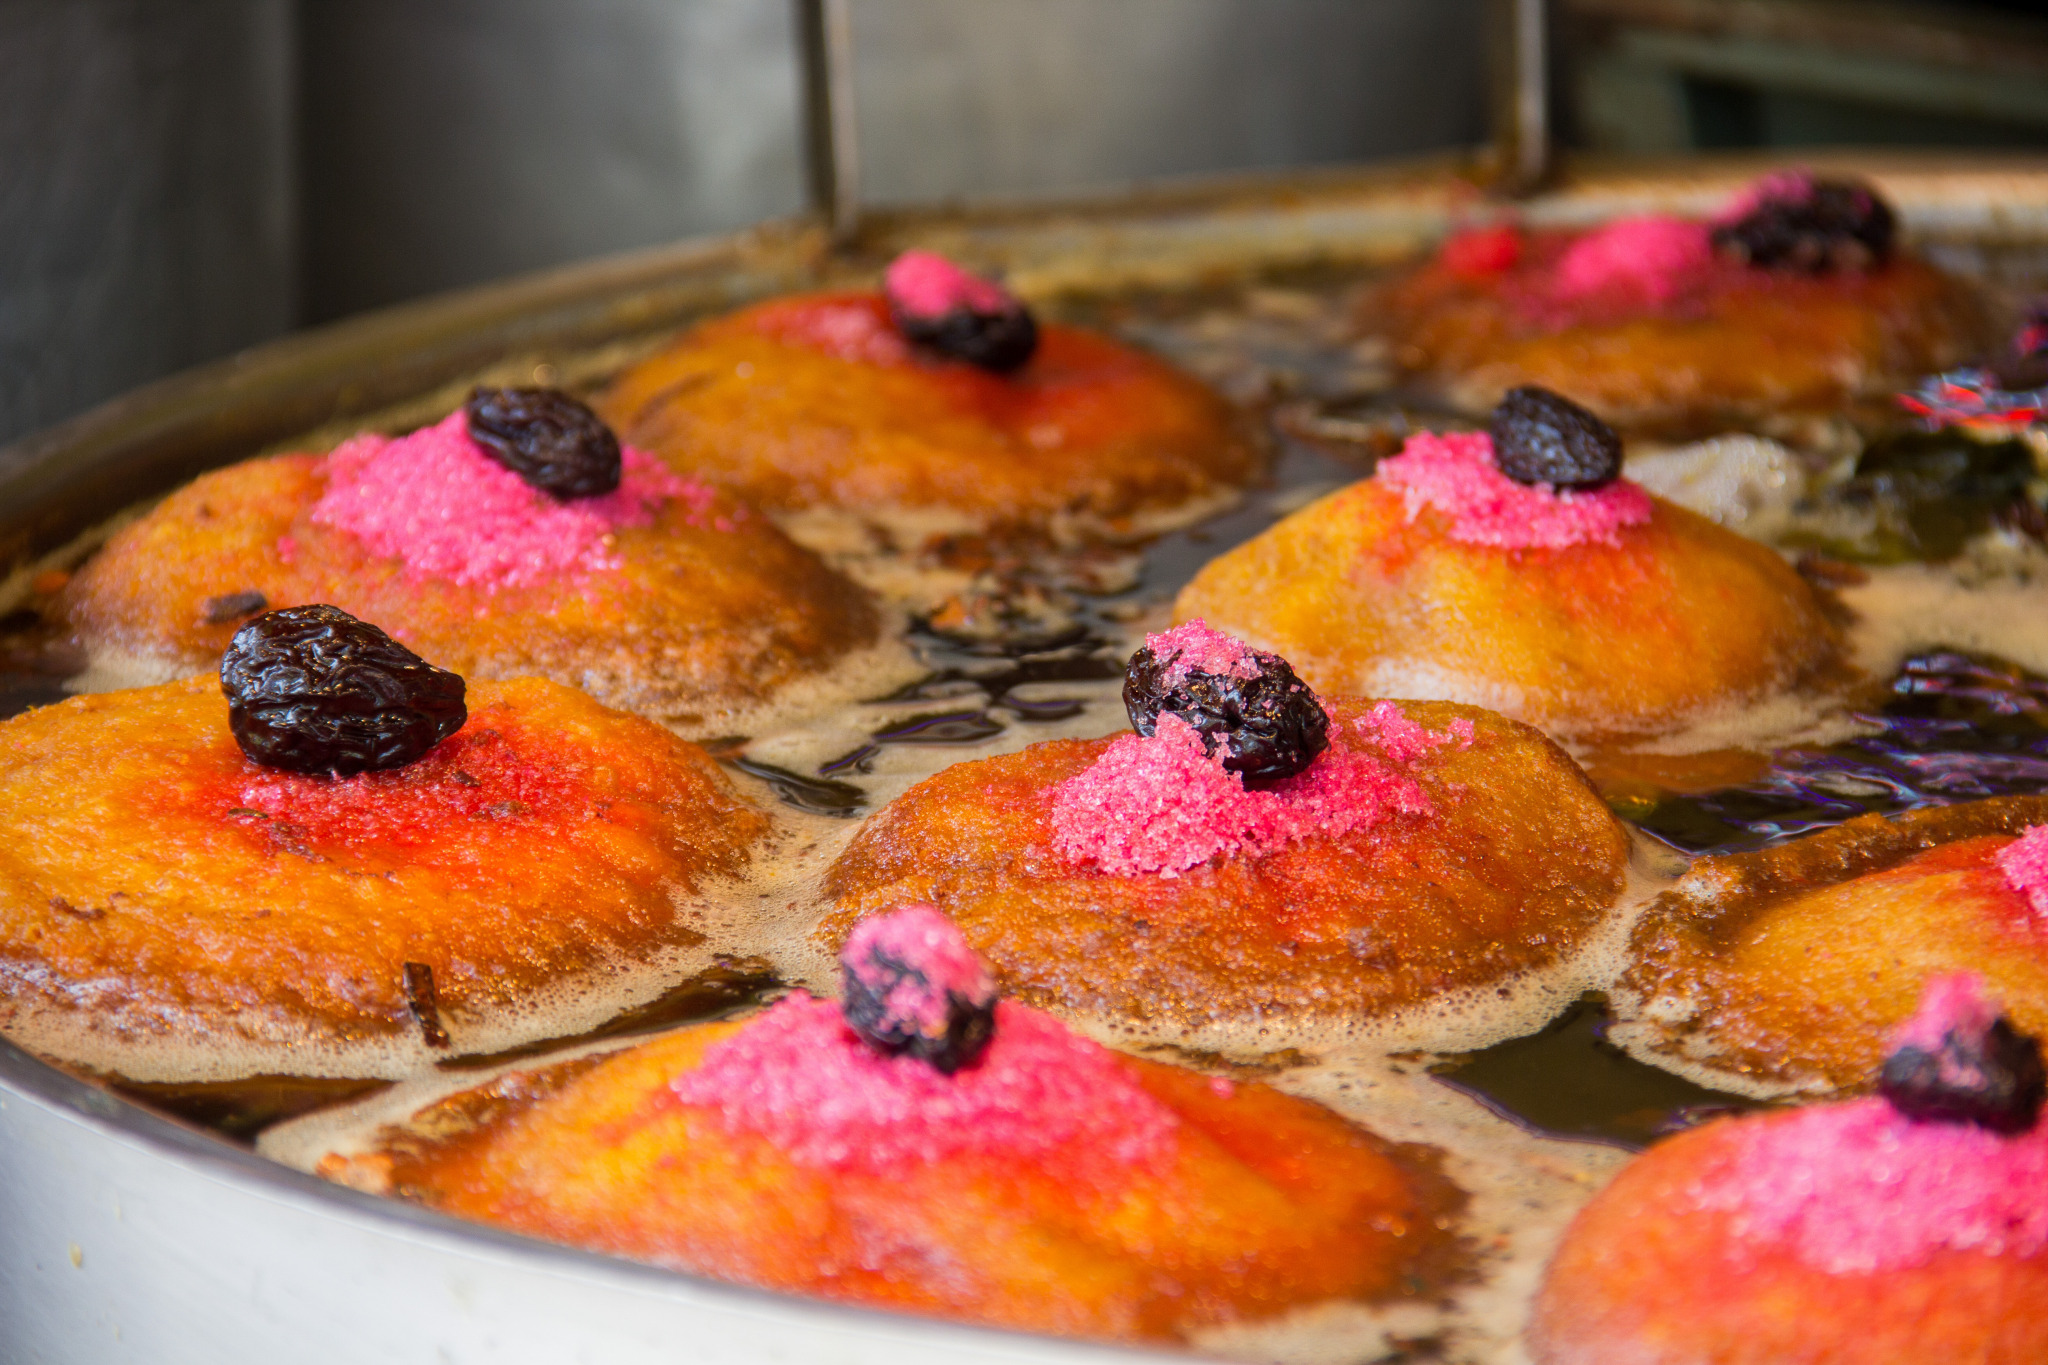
[824,698,1631,1028]
[1528,1099,2048,1365]
[1174,473,1838,739]
[1619,797,2048,1092]
[597,292,1258,538]
[0,676,769,1068]
[319,1003,1457,1343]
[1372,225,1977,433]
[59,424,892,733]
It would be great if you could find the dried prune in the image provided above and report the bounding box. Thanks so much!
[1124,635,1329,782]
[220,604,466,776]
[463,386,622,499]
[841,906,997,1074]
[1712,176,1896,274]
[1489,386,1623,489]
[1880,1014,2046,1134]
[884,250,1039,373]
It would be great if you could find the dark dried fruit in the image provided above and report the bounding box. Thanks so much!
[1124,643,1329,783]
[895,305,1038,374]
[842,939,996,1076]
[1489,386,1623,489]
[220,605,466,776]
[1880,1014,2046,1134]
[1712,177,1896,274]
[463,386,622,499]
[884,252,1039,373]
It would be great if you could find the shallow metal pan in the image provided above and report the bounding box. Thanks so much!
[5,150,2048,1364]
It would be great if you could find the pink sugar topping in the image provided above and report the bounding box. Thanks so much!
[1145,618,1265,685]
[1374,430,1653,550]
[1690,1094,2048,1275]
[1994,824,2048,926]
[1891,972,2002,1056]
[842,905,995,1036]
[1049,711,1436,878]
[884,249,1014,319]
[1354,699,1475,764]
[668,994,1178,1174]
[307,410,717,592]
[1549,214,1713,307]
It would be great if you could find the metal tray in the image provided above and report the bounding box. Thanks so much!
[6,150,2048,1365]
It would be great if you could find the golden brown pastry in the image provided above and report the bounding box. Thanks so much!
[313,908,1460,1344]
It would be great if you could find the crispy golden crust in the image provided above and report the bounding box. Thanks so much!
[58,453,886,730]
[1174,480,1839,739]
[596,292,1259,536]
[1527,1114,2048,1365]
[0,676,770,1058]
[821,699,1631,1028]
[321,1022,1460,1343]
[1619,797,2048,1092]
[1369,240,1980,434]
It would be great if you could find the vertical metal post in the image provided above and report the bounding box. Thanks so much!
[1493,0,1553,195]
[797,0,861,243]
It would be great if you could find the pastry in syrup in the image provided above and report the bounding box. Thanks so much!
[58,388,908,736]
[1617,795,2048,1094]
[596,252,1258,542]
[308,908,1459,1344]
[1174,390,1839,740]
[822,623,1631,1035]
[1530,975,2048,1365]
[0,608,771,1080]
[1371,172,1980,434]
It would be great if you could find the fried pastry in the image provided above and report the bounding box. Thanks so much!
[823,623,1631,1037]
[309,908,1459,1344]
[1371,172,1979,434]
[596,252,1258,542]
[1530,977,2048,1365]
[0,610,772,1080]
[1175,394,1838,740]
[59,389,909,736]
[1616,795,2048,1095]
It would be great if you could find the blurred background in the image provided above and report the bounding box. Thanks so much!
[3,0,2045,448]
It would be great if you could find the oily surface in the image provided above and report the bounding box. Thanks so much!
[328,1020,1457,1344]
[0,676,769,1050]
[1622,797,2048,1091]
[596,292,1259,535]
[1527,1114,2048,1365]
[58,452,884,729]
[1174,480,1839,739]
[1370,238,1978,434]
[823,699,1631,1028]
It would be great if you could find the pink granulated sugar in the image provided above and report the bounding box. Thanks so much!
[307,410,713,591]
[1145,619,1264,684]
[842,905,995,1036]
[1690,1096,2048,1275]
[1354,699,1473,764]
[1994,824,2048,926]
[1375,430,1653,550]
[1890,972,2002,1055]
[884,249,1014,318]
[1050,711,1434,878]
[1549,214,1713,307]
[668,993,1177,1174]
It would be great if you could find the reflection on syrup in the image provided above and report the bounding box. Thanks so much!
[1624,650,2048,855]
[1430,996,1766,1150]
